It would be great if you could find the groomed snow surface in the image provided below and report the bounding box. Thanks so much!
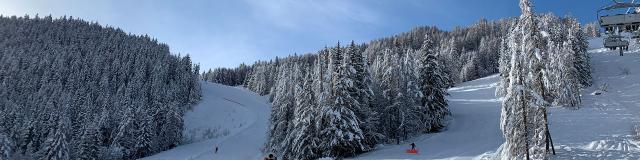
[143,37,640,159]
[547,38,640,159]
[140,82,270,160]
[352,75,504,160]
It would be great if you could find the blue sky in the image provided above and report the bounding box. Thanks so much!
[0,0,611,70]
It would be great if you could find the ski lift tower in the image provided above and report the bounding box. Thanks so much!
[598,0,640,55]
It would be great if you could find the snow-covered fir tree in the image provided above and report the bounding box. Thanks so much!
[567,20,593,88]
[418,37,451,132]
[77,120,100,160]
[553,42,581,107]
[496,35,512,98]
[287,70,321,160]
[37,114,70,160]
[497,0,550,159]
[133,109,156,158]
[0,131,13,160]
[317,43,366,158]
[346,41,380,149]
[582,21,600,38]
[266,64,295,156]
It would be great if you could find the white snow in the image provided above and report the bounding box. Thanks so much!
[546,37,640,159]
[140,82,271,160]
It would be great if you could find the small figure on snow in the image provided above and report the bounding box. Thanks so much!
[264,153,277,160]
[406,142,418,154]
[215,146,218,154]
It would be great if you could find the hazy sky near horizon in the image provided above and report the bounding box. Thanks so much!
[0,0,610,70]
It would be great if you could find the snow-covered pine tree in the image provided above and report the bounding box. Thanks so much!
[133,108,155,158]
[498,0,550,159]
[330,42,343,76]
[314,49,330,107]
[346,41,380,149]
[567,19,592,88]
[544,40,560,103]
[418,37,451,132]
[37,114,70,160]
[401,49,425,136]
[78,120,100,160]
[288,70,321,160]
[0,132,13,159]
[582,22,600,38]
[162,104,184,149]
[440,38,462,84]
[279,61,306,160]
[266,64,295,156]
[377,47,418,144]
[496,36,511,97]
[317,43,366,158]
[460,51,479,82]
[555,42,581,108]
[112,107,136,158]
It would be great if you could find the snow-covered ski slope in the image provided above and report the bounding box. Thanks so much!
[140,82,270,160]
[547,39,640,159]
[143,37,640,160]
[353,75,504,160]
[354,37,640,159]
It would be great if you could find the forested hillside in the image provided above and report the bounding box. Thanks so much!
[204,12,592,159]
[0,15,201,159]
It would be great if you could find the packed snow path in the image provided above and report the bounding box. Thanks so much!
[141,82,270,160]
[354,75,505,159]
[547,40,640,159]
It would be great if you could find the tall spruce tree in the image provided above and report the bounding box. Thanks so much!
[266,64,295,156]
[498,0,550,159]
[37,114,70,160]
[317,44,366,158]
[346,41,379,149]
[77,121,100,160]
[556,42,581,107]
[288,70,321,160]
[568,21,592,87]
[0,132,12,159]
[418,37,451,132]
[496,37,512,98]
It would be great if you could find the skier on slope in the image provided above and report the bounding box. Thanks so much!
[406,142,418,154]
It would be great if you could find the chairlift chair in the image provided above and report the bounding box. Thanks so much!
[598,0,640,55]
